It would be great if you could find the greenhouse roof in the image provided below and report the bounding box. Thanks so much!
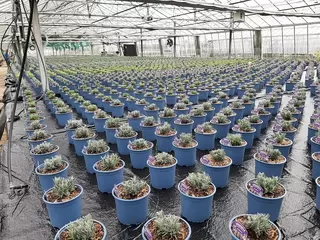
[1,0,320,43]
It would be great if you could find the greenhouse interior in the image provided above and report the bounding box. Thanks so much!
[1,0,320,240]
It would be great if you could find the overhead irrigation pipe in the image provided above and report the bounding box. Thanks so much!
[7,0,34,192]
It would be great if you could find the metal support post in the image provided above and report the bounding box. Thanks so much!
[293,25,296,56]
[253,30,262,59]
[173,22,177,57]
[307,25,309,55]
[228,30,232,59]
[281,27,284,57]
[158,39,163,56]
[241,31,244,57]
[31,1,49,91]
[270,28,273,57]
[195,36,201,57]
[140,28,143,57]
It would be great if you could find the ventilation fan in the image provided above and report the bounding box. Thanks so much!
[167,38,173,47]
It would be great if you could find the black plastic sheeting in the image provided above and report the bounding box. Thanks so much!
[1,92,320,240]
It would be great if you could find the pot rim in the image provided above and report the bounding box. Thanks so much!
[232,127,256,133]
[43,184,83,205]
[36,160,69,176]
[246,179,286,200]
[219,139,247,148]
[316,176,320,187]
[155,131,177,137]
[178,180,216,199]
[30,145,60,156]
[27,134,53,142]
[115,132,138,139]
[210,120,231,125]
[174,120,194,125]
[25,124,48,132]
[172,140,198,149]
[147,157,177,169]
[93,159,125,173]
[200,155,232,168]
[71,133,96,141]
[253,152,286,165]
[112,183,151,202]
[127,141,154,151]
[82,147,110,156]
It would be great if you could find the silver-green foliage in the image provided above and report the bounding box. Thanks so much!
[190,107,205,116]
[256,172,279,194]
[202,102,212,111]
[158,122,173,135]
[99,153,121,171]
[67,214,95,240]
[237,119,252,132]
[52,176,76,199]
[66,119,84,129]
[226,134,243,146]
[74,126,92,139]
[154,152,175,165]
[86,139,109,154]
[186,172,211,191]
[128,110,141,118]
[178,133,193,147]
[244,214,272,239]
[142,116,156,126]
[160,107,175,117]
[174,102,186,110]
[117,123,136,137]
[29,120,42,130]
[130,138,149,149]
[209,149,226,162]
[32,142,56,154]
[29,129,50,141]
[178,114,192,124]
[153,211,181,239]
[215,113,229,124]
[106,117,121,128]
[43,155,64,171]
[86,104,97,112]
[95,110,109,119]
[145,103,158,111]
[122,176,147,196]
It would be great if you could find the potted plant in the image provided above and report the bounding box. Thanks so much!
[254,146,286,177]
[155,122,177,152]
[94,153,125,193]
[232,119,256,149]
[241,96,254,117]
[166,90,177,105]
[144,103,160,121]
[127,110,144,131]
[25,120,47,137]
[210,113,231,140]
[308,119,320,145]
[153,95,166,110]
[115,123,138,155]
[178,172,215,222]
[273,121,297,141]
[209,97,223,114]
[27,129,53,149]
[218,91,229,108]
[35,155,69,192]
[65,119,85,145]
[179,98,192,111]
[93,110,110,133]
[220,134,247,165]
[187,90,199,104]
[126,95,136,111]
[173,102,189,116]
[259,99,276,116]
[267,132,293,158]
[55,107,73,127]
[110,99,125,117]
[43,176,83,228]
[54,214,107,240]
[112,176,150,225]
[142,211,191,240]
[276,110,298,128]
[135,98,149,114]
[200,149,232,188]
[251,107,271,130]
[159,107,177,128]
[85,104,98,125]
[140,116,159,141]
[194,122,217,151]
[128,138,153,169]
[82,139,110,174]
[102,95,113,112]
[30,142,59,167]
[172,133,198,166]
[104,117,121,144]
[311,131,320,155]
[174,114,194,135]
[147,152,177,189]
[72,126,96,156]
[189,107,207,129]
[220,107,236,127]
[229,102,245,122]
[79,100,91,118]
[316,176,320,210]
[202,102,215,121]
[229,213,281,240]
[246,173,286,222]
[246,115,263,139]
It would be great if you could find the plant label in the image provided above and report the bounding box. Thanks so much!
[201,155,210,165]
[249,182,264,196]
[148,156,156,165]
[180,181,189,194]
[231,220,248,240]
[114,185,120,197]
[144,226,153,240]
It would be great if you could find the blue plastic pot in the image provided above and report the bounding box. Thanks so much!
[159,116,176,128]
[155,131,177,152]
[128,142,153,169]
[199,90,209,100]
[110,104,124,117]
[55,219,107,240]
[254,153,286,177]
[229,214,282,240]
[237,89,246,98]
[272,139,293,159]
[179,180,216,222]
[174,108,189,116]
[128,116,144,131]
[225,114,236,128]
[311,85,317,96]
[201,156,232,188]
[141,124,158,141]
[25,125,47,137]
[166,95,177,105]
[316,177,320,210]
[243,103,254,116]
[147,158,177,189]
[135,104,147,114]
[115,133,137,155]
[144,109,159,121]
[93,117,108,133]
[28,135,53,149]
[286,82,294,91]
[142,216,191,240]
[85,110,95,125]
[172,141,198,166]
[112,183,150,225]
[232,107,245,122]
[65,128,75,144]
[190,114,207,129]
[265,106,276,116]
[311,137,320,155]
[246,179,285,222]
[82,148,109,174]
[174,121,194,135]
[94,160,125,193]
[258,113,271,129]
[126,100,135,111]
[30,145,59,167]
[232,128,256,150]
[36,161,69,192]
[188,94,199,104]
[219,98,228,108]
[212,102,223,114]
[266,85,274,94]
[204,109,214,121]
[312,153,320,180]
[308,126,317,145]
[153,99,165,110]
[43,184,83,228]
[273,101,281,114]
[102,100,111,112]
[211,121,231,140]
[195,130,216,151]
[280,129,296,142]
[250,121,263,139]
[55,112,73,127]
[220,140,247,166]
[72,135,95,156]
[104,127,117,144]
